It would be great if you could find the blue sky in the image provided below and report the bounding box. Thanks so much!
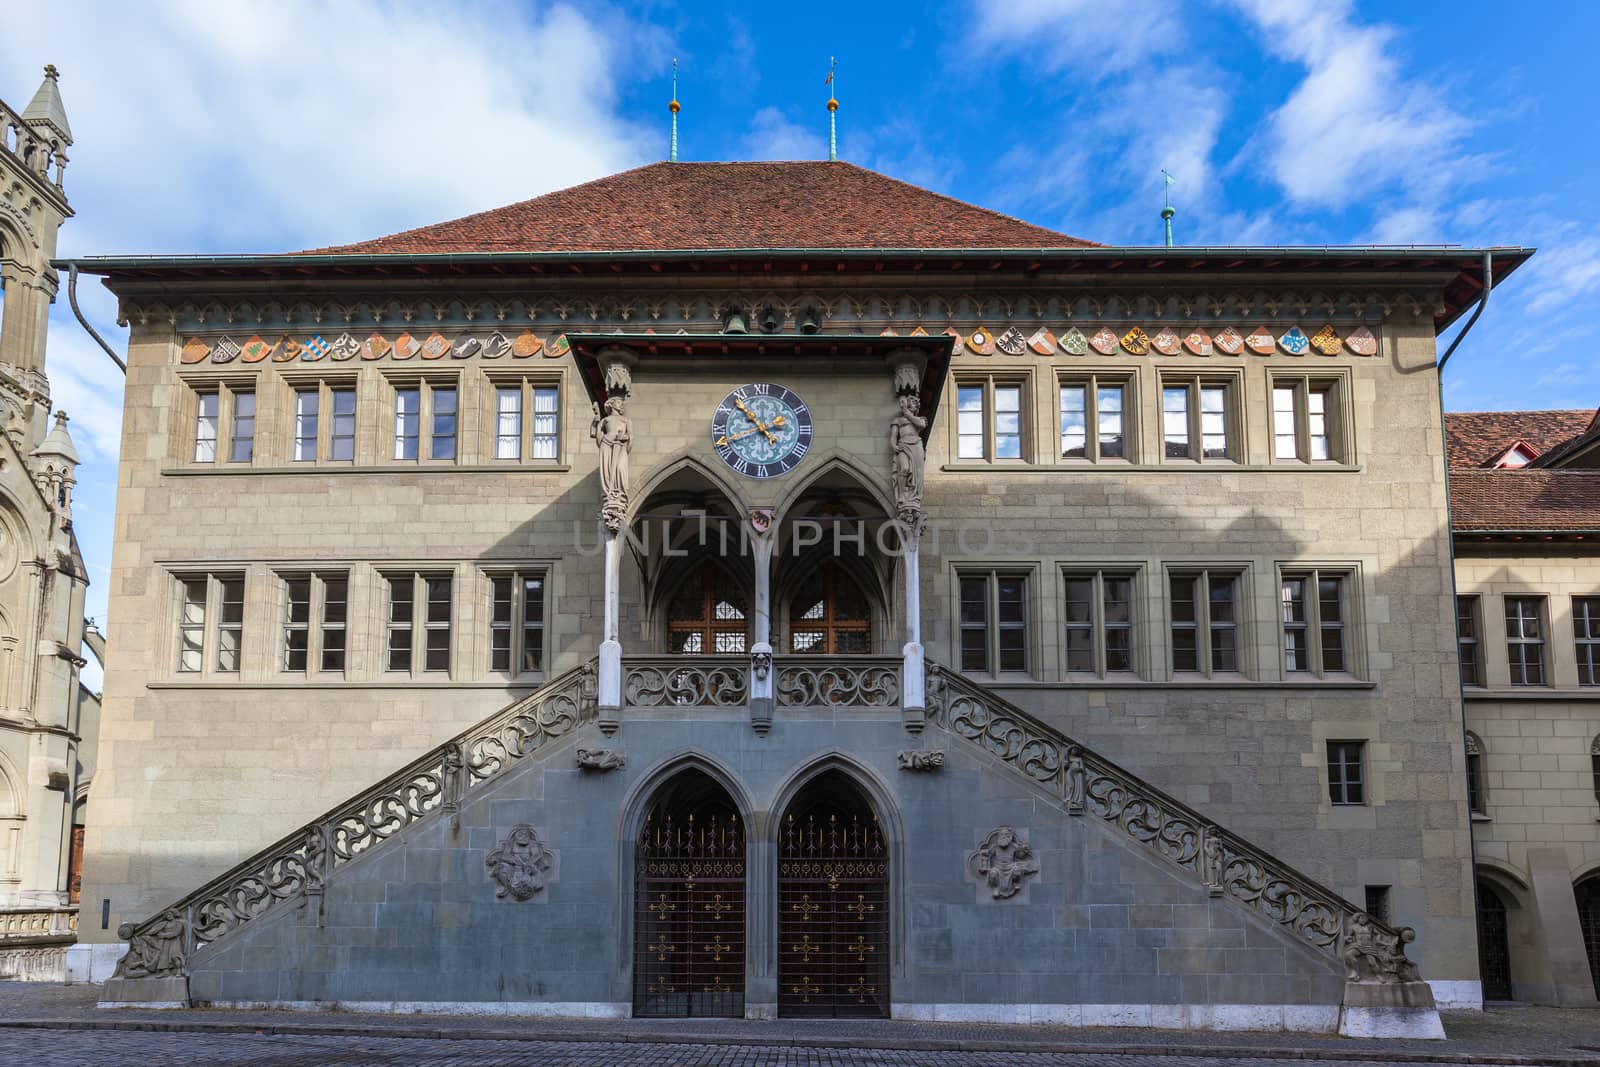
[4,0,1599,675]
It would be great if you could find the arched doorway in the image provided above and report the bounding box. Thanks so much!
[1578,875,1600,997]
[667,561,749,654]
[788,562,872,654]
[777,769,890,1018]
[1477,880,1513,1001]
[632,769,746,1018]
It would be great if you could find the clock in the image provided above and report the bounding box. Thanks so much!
[710,383,813,478]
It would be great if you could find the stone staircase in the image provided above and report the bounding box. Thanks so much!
[102,654,1441,1035]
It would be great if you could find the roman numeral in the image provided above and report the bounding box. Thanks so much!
[732,457,750,474]
[793,440,808,459]
[753,383,770,394]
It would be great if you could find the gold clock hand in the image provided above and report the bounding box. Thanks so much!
[734,397,768,431]
[716,416,787,449]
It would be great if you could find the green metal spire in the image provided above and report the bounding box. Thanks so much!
[1161,168,1176,248]
[668,59,680,163]
[826,57,838,161]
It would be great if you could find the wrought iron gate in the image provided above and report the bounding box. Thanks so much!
[1476,881,1512,1001]
[633,812,745,1017]
[1579,877,1600,999]
[778,810,890,1017]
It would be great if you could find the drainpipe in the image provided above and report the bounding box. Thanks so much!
[1435,250,1493,1006]
[65,263,126,373]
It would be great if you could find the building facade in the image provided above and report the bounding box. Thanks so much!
[0,66,97,980]
[1446,410,1600,1006]
[71,162,1526,1033]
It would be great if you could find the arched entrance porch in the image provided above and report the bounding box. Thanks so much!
[632,768,746,1018]
[776,768,890,1018]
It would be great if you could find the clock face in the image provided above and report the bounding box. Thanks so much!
[711,383,813,478]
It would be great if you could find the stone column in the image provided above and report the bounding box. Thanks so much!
[749,530,775,734]
[886,349,928,731]
[593,348,636,735]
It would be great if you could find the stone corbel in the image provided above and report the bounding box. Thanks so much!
[596,345,637,399]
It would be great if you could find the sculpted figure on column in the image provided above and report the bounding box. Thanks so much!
[889,393,927,528]
[592,395,632,533]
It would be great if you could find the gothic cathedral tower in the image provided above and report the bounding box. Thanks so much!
[0,65,95,952]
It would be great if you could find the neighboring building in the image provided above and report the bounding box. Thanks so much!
[0,66,97,980]
[69,160,1530,1034]
[1446,408,1600,1006]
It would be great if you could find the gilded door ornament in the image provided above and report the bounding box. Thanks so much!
[967,826,1039,900]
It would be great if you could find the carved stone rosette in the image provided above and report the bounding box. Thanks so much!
[967,826,1039,900]
[486,824,556,901]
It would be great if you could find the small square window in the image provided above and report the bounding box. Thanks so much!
[1270,377,1344,463]
[1059,375,1131,462]
[955,377,1029,462]
[957,571,1029,675]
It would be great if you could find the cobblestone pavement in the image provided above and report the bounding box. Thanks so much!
[1,984,1597,1065]
[0,1029,1554,1067]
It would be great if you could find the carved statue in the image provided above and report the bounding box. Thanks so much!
[1201,825,1223,895]
[1343,912,1422,984]
[1065,745,1086,814]
[113,908,187,978]
[591,395,632,533]
[486,824,555,901]
[888,394,928,529]
[967,826,1040,900]
[897,749,945,772]
[751,649,772,681]
[301,827,327,892]
[440,742,464,806]
[576,747,626,771]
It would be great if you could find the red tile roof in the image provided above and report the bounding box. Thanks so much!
[1449,469,1600,532]
[306,162,1097,255]
[1443,409,1595,468]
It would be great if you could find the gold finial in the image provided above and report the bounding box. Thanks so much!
[43,64,59,81]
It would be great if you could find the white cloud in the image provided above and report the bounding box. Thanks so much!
[973,0,1184,78]
[1224,0,1469,210]
[740,106,827,161]
[1523,237,1600,314]
[1,0,662,257]
[1534,361,1590,389]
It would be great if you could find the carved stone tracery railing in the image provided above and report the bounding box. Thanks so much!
[0,906,77,943]
[775,658,899,708]
[927,662,1416,980]
[618,656,901,709]
[113,661,597,980]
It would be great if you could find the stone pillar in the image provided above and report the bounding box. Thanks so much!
[749,531,774,734]
[597,531,622,735]
[886,348,928,732]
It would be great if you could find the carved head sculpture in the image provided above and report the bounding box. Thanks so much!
[604,395,626,416]
[898,393,920,417]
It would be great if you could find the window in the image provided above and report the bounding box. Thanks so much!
[386,573,453,674]
[1576,597,1600,686]
[1059,375,1129,461]
[1457,596,1483,687]
[1504,596,1546,686]
[392,381,457,461]
[956,378,1024,461]
[174,573,245,675]
[1364,885,1391,924]
[293,388,319,461]
[492,380,561,461]
[1465,732,1486,816]
[1170,570,1241,676]
[1327,740,1366,805]
[1062,570,1135,677]
[281,573,348,674]
[1271,377,1342,462]
[229,391,255,462]
[1281,569,1350,676]
[668,563,748,654]
[490,571,547,675]
[958,571,1028,674]
[194,392,219,462]
[293,382,356,461]
[190,384,255,463]
[1592,736,1600,810]
[1160,378,1234,461]
[789,563,871,654]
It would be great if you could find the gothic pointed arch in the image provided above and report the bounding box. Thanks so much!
[622,754,754,1019]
